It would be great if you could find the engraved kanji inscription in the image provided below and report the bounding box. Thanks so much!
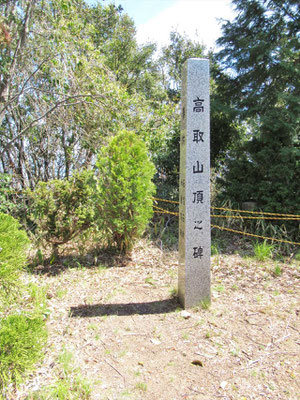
[193,130,204,143]
[193,190,204,204]
[193,161,203,174]
[193,97,204,112]
[193,246,204,258]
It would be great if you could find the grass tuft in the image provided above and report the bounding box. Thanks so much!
[273,264,282,277]
[28,347,91,399]
[135,382,147,392]
[254,240,273,261]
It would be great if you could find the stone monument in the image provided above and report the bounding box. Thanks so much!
[178,58,211,309]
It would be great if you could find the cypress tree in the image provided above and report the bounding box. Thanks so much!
[216,0,300,216]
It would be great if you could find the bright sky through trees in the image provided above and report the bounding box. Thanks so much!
[87,0,234,49]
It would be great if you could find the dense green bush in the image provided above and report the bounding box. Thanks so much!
[0,213,31,308]
[0,213,48,392]
[95,130,156,253]
[218,139,300,215]
[216,0,299,244]
[0,313,47,389]
[217,138,300,244]
[27,170,96,258]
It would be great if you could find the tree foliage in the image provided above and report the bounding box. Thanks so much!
[217,0,300,218]
[3,0,295,248]
[217,0,299,124]
[152,31,243,194]
[0,0,151,189]
[95,131,156,253]
[27,170,96,257]
[88,3,161,99]
[0,212,47,390]
[0,173,15,214]
[0,1,244,204]
[0,212,30,308]
[159,31,206,101]
[0,312,47,388]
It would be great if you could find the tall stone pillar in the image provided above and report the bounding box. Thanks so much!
[178,58,211,309]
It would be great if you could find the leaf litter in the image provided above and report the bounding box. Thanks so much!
[14,239,300,400]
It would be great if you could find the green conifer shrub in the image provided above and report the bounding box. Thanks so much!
[0,313,47,389]
[95,130,156,253]
[0,213,47,390]
[27,170,96,258]
[0,213,30,308]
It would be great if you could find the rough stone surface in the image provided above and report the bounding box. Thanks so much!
[178,58,211,309]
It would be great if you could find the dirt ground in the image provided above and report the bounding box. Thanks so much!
[16,239,300,400]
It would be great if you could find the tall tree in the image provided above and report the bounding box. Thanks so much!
[216,0,300,214]
[0,0,36,126]
[159,31,206,101]
[153,31,242,192]
[0,0,146,188]
[88,3,163,100]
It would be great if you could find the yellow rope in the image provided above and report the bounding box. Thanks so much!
[153,204,300,221]
[153,204,173,212]
[153,205,179,216]
[153,210,179,216]
[152,205,299,246]
[211,224,300,246]
[153,197,180,205]
[152,197,300,218]
[211,214,300,221]
[211,206,300,218]
[153,205,300,222]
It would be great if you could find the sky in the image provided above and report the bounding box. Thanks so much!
[89,0,235,50]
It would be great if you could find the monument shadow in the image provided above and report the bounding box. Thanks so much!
[70,298,180,318]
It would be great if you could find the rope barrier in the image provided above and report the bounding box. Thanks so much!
[154,210,177,216]
[153,205,179,216]
[211,224,300,246]
[153,206,300,221]
[152,203,300,246]
[152,197,300,218]
[211,206,300,218]
[4,190,299,245]
[211,214,300,221]
[153,197,180,205]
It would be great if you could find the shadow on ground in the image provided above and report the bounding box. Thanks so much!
[70,298,180,317]
[29,249,131,277]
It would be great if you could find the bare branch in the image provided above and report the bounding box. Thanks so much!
[0,93,112,156]
[0,0,36,124]
[0,54,58,116]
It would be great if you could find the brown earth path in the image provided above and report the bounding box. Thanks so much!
[17,240,300,400]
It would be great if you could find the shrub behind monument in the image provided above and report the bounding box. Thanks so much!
[28,170,96,258]
[95,130,155,253]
